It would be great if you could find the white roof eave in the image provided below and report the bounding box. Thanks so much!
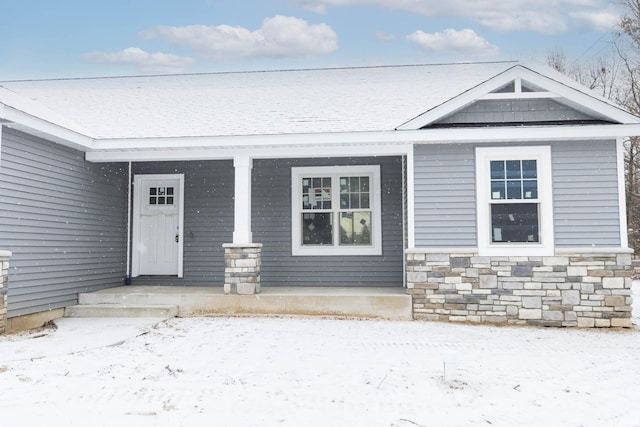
[0,91,95,150]
[84,123,640,162]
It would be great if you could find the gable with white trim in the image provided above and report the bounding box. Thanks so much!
[397,64,640,130]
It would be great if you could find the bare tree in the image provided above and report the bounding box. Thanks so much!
[546,48,573,74]
[618,0,640,252]
[620,0,640,47]
[547,48,621,98]
[546,6,640,252]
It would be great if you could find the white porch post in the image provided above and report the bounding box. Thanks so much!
[225,155,261,295]
[0,125,4,174]
[0,250,11,334]
[617,138,629,249]
[233,155,253,243]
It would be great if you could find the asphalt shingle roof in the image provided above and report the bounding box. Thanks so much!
[0,62,520,140]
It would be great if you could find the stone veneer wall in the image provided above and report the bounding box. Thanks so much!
[0,251,10,334]
[406,250,633,328]
[223,243,262,295]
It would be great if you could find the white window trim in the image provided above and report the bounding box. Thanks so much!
[291,165,382,256]
[475,146,554,256]
[616,138,629,249]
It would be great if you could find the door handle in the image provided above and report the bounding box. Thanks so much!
[175,233,179,243]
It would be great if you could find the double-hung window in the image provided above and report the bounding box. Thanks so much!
[291,165,382,256]
[475,146,554,256]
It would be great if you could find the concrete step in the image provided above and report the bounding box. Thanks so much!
[64,303,179,319]
[77,286,412,321]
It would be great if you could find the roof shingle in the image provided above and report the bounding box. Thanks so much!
[0,62,520,139]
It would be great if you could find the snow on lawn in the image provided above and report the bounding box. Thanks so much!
[0,282,639,427]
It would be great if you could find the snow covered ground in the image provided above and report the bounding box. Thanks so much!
[1,282,639,427]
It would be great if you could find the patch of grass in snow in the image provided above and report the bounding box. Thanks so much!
[1,320,57,342]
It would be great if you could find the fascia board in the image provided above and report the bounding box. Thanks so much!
[1,106,94,149]
[86,142,415,162]
[513,66,640,124]
[0,100,94,150]
[0,86,89,131]
[396,65,521,130]
[85,124,640,162]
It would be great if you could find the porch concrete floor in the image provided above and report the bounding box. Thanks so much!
[74,286,413,321]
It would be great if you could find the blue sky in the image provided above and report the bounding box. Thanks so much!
[0,0,623,80]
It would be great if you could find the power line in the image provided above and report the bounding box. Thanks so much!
[570,22,620,67]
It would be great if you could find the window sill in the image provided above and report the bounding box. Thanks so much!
[292,246,382,256]
[478,244,554,257]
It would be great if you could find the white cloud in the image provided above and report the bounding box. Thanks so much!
[294,0,328,13]
[407,28,499,57]
[139,15,338,60]
[375,32,396,41]
[570,10,620,31]
[83,48,195,73]
[293,0,619,34]
[472,9,569,33]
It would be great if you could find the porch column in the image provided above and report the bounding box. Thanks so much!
[223,243,262,295]
[233,155,253,244]
[224,156,262,294]
[0,250,11,334]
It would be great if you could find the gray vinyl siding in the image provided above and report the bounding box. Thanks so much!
[412,140,622,249]
[435,99,599,125]
[253,157,404,287]
[413,144,477,247]
[131,161,234,286]
[553,140,621,247]
[0,128,128,317]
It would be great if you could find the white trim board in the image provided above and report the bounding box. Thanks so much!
[83,124,640,163]
[617,138,630,249]
[406,147,415,249]
[405,247,633,254]
[0,125,3,175]
[86,142,413,162]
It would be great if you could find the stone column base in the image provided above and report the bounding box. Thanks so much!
[0,251,12,335]
[223,243,262,295]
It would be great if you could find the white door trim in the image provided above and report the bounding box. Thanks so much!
[131,173,185,278]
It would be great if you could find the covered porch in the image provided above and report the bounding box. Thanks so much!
[118,146,412,292]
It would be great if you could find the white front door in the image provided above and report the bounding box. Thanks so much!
[132,174,184,277]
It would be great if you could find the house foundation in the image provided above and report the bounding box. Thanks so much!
[223,243,262,295]
[406,250,633,328]
[0,251,11,334]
